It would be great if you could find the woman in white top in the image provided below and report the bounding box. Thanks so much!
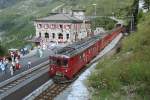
[10,65,14,76]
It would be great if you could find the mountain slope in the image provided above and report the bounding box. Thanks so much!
[88,12,150,99]
[0,0,21,9]
[0,0,63,49]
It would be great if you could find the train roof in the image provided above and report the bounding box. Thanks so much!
[49,27,123,59]
[56,34,105,57]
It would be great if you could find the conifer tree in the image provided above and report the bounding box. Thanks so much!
[143,0,150,10]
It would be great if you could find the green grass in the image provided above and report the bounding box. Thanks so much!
[91,17,117,30]
[87,12,150,100]
[66,0,134,16]
[0,0,63,49]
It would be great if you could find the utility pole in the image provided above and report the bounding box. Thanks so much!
[92,4,97,29]
[92,4,97,16]
[130,14,134,32]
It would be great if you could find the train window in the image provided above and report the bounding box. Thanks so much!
[63,59,68,67]
[57,59,61,66]
[49,59,52,64]
[49,58,56,65]
[50,58,56,64]
[80,55,83,60]
[88,49,90,54]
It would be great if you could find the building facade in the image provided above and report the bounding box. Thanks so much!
[33,10,92,47]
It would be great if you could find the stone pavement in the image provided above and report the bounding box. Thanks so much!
[0,49,55,83]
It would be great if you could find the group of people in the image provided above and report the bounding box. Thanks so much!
[0,52,21,76]
[0,51,32,76]
[0,58,9,73]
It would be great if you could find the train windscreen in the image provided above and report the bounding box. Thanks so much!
[50,57,68,67]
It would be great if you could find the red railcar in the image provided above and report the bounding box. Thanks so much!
[49,26,125,83]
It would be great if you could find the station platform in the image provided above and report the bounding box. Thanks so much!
[0,49,54,83]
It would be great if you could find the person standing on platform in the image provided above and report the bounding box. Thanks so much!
[12,61,16,71]
[21,48,24,56]
[39,48,43,57]
[10,51,15,62]
[15,57,20,70]
[0,60,2,72]
[0,60,5,73]
[27,60,31,68]
[5,58,9,68]
[10,65,14,76]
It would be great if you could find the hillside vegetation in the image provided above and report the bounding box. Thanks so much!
[88,12,150,100]
[0,0,63,49]
[0,0,20,9]
[0,0,133,52]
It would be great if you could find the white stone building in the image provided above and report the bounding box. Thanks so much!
[32,10,92,47]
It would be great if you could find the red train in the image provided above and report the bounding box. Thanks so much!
[49,26,125,83]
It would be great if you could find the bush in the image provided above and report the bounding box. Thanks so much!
[91,17,117,30]
[0,45,7,56]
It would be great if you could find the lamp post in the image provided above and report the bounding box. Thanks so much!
[92,3,97,30]
[112,12,114,17]
[92,3,97,16]
[130,13,134,32]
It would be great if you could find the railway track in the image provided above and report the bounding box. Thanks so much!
[0,61,49,100]
[30,55,99,100]
[32,49,106,100]
[35,83,70,100]
[33,67,87,100]
[33,57,91,100]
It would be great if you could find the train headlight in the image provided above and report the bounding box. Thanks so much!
[51,67,53,70]
[65,70,68,72]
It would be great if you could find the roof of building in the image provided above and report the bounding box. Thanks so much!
[35,13,85,23]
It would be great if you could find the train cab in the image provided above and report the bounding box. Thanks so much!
[49,55,72,82]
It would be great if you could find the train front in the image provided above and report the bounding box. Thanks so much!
[49,55,71,83]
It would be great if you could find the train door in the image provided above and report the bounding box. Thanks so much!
[101,38,105,50]
[83,52,87,64]
[87,48,90,62]
[99,39,103,51]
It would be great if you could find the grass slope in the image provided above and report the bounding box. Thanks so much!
[87,12,150,100]
[0,0,63,49]
[64,0,133,17]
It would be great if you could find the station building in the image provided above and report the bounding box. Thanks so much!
[32,9,92,47]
